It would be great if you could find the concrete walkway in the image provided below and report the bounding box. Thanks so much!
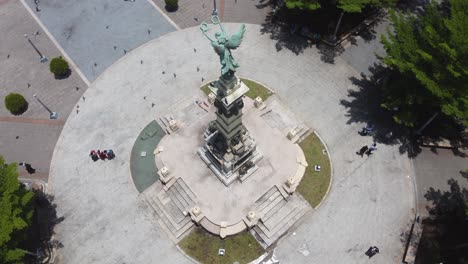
[23,0,176,81]
[0,0,87,181]
[50,24,415,263]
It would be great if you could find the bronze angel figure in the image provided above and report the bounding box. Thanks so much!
[201,19,246,78]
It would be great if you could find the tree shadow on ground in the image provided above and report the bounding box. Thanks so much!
[461,170,468,180]
[340,63,421,157]
[259,4,387,63]
[259,11,313,55]
[23,193,65,263]
[54,68,72,80]
[416,179,468,264]
[316,42,344,64]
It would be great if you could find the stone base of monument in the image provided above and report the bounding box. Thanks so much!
[197,140,263,186]
[142,93,314,245]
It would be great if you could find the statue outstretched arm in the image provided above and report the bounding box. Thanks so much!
[200,22,215,42]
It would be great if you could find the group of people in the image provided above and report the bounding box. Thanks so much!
[89,149,115,162]
[356,143,377,157]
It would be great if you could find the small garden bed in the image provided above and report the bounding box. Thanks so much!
[201,78,273,101]
[297,132,332,208]
[178,228,264,264]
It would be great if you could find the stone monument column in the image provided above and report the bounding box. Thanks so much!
[197,14,262,186]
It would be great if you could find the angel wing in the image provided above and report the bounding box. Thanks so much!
[211,41,225,57]
[225,24,246,50]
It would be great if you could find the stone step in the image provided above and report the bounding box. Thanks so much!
[262,204,301,233]
[255,186,278,206]
[155,200,192,234]
[256,187,282,213]
[146,193,191,238]
[252,225,273,247]
[166,187,189,214]
[296,129,312,144]
[172,179,196,207]
[262,198,287,222]
[143,183,195,242]
[157,216,194,242]
[149,192,188,227]
[175,178,197,201]
[262,204,309,238]
[259,194,285,217]
[255,206,309,246]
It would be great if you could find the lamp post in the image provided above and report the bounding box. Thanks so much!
[24,34,47,63]
[33,94,58,119]
[212,0,218,16]
[330,11,345,45]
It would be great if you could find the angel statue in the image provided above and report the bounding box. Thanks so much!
[200,15,246,78]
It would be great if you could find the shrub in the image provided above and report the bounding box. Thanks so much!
[49,56,69,76]
[4,93,28,115]
[165,0,178,10]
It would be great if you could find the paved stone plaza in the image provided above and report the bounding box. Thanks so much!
[2,0,466,262]
[48,24,414,263]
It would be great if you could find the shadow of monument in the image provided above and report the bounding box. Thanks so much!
[416,179,468,264]
[339,63,421,157]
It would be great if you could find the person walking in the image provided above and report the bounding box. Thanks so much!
[19,162,36,174]
[365,246,380,258]
[356,145,369,157]
[366,143,377,156]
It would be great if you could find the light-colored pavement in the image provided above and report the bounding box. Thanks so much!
[50,24,414,263]
[0,0,87,180]
[23,0,176,81]
[413,147,468,216]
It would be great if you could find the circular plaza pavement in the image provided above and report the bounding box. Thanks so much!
[49,24,415,264]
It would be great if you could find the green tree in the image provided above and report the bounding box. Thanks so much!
[283,0,393,12]
[4,93,28,115]
[284,0,321,10]
[0,156,34,264]
[49,56,69,76]
[380,0,468,127]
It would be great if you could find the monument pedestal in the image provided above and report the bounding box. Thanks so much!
[197,75,263,186]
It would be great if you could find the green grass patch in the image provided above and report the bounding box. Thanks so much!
[178,228,264,264]
[200,78,273,101]
[201,83,212,96]
[242,79,273,101]
[297,132,331,208]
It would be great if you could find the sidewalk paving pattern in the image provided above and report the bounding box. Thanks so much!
[152,0,271,29]
[49,24,414,264]
[0,0,87,180]
[23,0,176,81]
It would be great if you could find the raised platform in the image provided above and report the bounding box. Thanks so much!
[154,97,305,230]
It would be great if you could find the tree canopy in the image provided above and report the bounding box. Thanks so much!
[380,0,468,127]
[0,156,34,264]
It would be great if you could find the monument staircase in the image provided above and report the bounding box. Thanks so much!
[252,186,312,247]
[143,178,197,242]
